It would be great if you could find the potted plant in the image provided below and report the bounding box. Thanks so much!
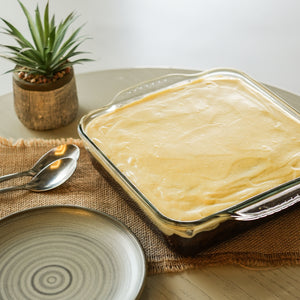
[0,0,92,130]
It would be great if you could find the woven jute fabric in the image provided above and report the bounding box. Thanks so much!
[0,137,299,275]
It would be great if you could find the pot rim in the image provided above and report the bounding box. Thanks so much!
[13,66,74,91]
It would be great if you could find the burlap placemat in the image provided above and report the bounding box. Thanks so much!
[0,137,299,275]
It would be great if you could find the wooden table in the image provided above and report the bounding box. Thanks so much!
[0,68,299,299]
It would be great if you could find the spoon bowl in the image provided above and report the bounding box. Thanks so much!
[30,144,80,175]
[0,144,80,183]
[0,158,77,193]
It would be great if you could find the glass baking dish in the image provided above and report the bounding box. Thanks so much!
[78,68,300,255]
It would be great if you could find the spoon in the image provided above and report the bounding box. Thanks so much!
[0,157,77,193]
[0,144,80,183]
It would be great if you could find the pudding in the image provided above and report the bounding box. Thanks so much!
[86,76,300,221]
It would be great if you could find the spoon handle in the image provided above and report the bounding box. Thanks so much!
[0,170,33,183]
[0,184,28,194]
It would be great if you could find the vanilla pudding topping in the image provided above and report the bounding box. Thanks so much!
[86,76,300,221]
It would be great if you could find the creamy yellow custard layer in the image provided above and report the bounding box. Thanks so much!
[86,76,300,221]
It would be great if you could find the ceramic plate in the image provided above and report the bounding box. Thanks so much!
[0,206,146,300]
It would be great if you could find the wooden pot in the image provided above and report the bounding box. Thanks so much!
[13,67,78,131]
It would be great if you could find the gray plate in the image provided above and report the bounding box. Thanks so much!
[0,206,146,300]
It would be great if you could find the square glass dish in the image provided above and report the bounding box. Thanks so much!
[78,68,300,255]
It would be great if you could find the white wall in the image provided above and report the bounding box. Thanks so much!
[1,0,300,95]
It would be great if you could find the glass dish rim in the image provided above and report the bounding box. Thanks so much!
[78,68,300,233]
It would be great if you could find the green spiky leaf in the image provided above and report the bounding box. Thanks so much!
[17,0,43,54]
[43,2,49,44]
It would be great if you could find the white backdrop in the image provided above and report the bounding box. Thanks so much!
[0,0,300,95]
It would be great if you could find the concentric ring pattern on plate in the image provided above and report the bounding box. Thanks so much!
[0,206,146,300]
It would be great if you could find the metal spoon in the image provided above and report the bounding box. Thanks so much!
[0,158,77,193]
[0,144,80,183]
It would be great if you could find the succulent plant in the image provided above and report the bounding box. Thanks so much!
[0,0,91,82]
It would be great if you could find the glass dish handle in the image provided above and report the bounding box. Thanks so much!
[232,178,300,221]
[109,73,201,106]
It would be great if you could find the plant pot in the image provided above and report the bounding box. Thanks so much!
[13,67,78,131]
